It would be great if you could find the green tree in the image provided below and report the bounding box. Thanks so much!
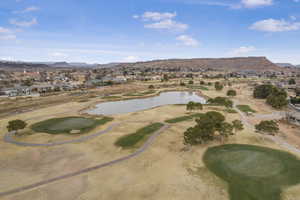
[253,84,275,99]
[232,120,244,133]
[289,78,296,85]
[200,80,205,85]
[227,89,237,97]
[266,94,288,109]
[148,85,155,89]
[184,111,231,145]
[7,120,27,133]
[208,97,233,108]
[180,82,186,86]
[186,101,195,111]
[215,82,224,91]
[194,102,203,110]
[255,120,279,135]
[188,80,194,85]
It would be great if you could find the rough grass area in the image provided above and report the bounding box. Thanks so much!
[31,116,113,134]
[115,123,164,148]
[203,144,300,200]
[165,113,204,124]
[123,90,156,97]
[102,96,121,99]
[236,105,256,113]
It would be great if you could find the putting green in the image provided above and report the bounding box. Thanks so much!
[203,144,300,200]
[31,116,113,134]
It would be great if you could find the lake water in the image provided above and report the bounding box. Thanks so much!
[87,91,206,115]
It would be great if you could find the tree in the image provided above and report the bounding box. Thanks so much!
[255,120,279,135]
[186,101,195,111]
[266,94,288,109]
[184,111,234,145]
[148,85,155,89]
[163,74,169,81]
[7,120,27,133]
[289,78,296,85]
[194,102,203,110]
[180,82,186,86]
[215,82,224,91]
[232,120,244,133]
[200,81,205,85]
[253,84,275,99]
[227,89,237,97]
[188,80,194,85]
[208,97,233,108]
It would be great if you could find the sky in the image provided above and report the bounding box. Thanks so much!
[0,0,299,64]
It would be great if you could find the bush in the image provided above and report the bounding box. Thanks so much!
[148,85,155,89]
[208,97,233,108]
[289,78,296,85]
[188,80,194,85]
[255,120,279,135]
[215,82,224,91]
[200,81,205,85]
[184,111,236,145]
[7,120,27,133]
[227,89,237,97]
[253,84,275,99]
[180,82,186,86]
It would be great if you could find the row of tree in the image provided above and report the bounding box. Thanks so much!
[253,84,288,109]
[184,111,244,145]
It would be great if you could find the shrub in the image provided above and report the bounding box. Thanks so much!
[227,89,237,97]
[208,97,233,108]
[148,85,155,89]
[7,120,27,133]
[188,80,194,85]
[255,120,279,135]
[215,82,224,91]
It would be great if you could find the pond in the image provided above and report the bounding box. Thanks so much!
[87,91,206,115]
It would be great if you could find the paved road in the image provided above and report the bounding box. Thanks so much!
[0,123,170,197]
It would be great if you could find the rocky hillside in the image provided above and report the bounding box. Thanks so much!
[115,57,284,72]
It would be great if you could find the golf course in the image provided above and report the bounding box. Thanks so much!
[204,144,300,200]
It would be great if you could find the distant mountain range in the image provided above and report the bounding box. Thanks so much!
[115,57,285,72]
[0,57,297,72]
[275,63,300,68]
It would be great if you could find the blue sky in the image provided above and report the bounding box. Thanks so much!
[0,0,299,64]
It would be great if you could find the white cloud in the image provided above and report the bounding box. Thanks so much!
[14,6,40,14]
[241,0,273,8]
[141,12,176,21]
[0,27,16,40]
[230,46,256,55]
[49,52,68,58]
[0,27,12,34]
[250,18,300,32]
[10,18,38,28]
[176,35,199,47]
[145,19,188,32]
[135,11,188,32]
[123,56,139,62]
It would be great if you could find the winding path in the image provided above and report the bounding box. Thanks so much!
[233,100,300,155]
[0,123,170,197]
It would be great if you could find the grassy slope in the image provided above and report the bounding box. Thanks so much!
[115,123,164,148]
[31,116,113,134]
[165,113,204,124]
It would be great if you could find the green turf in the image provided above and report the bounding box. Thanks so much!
[236,105,256,113]
[224,108,238,113]
[165,113,204,124]
[203,144,300,200]
[115,123,164,148]
[31,116,113,134]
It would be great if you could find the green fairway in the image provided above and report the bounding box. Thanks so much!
[31,116,113,134]
[165,113,204,124]
[203,144,300,200]
[115,123,164,148]
[236,105,256,113]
